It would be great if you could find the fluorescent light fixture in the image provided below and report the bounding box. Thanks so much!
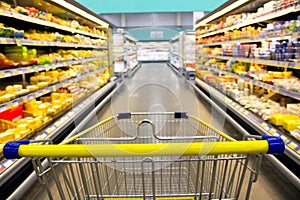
[195,0,250,29]
[50,0,109,28]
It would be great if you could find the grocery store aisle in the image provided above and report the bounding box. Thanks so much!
[93,63,299,200]
[24,63,299,199]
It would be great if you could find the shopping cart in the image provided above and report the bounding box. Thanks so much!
[4,112,284,200]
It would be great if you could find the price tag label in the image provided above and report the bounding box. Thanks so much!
[1,39,7,44]
[35,92,40,98]
[280,135,288,143]
[4,70,12,77]
[15,39,22,47]
[287,142,298,150]
[45,126,56,134]
[294,65,300,69]
[0,104,7,112]
[34,66,39,73]
[12,69,18,76]
[54,120,63,127]
[292,33,299,39]
[0,72,5,78]
[52,85,57,92]
[268,128,280,136]
[243,110,249,116]
[27,67,32,73]
[260,123,271,131]
[28,94,35,101]
[11,100,19,107]
[45,64,49,71]
[61,116,68,122]
[238,107,244,113]
[280,36,285,40]
[22,96,28,102]
[18,68,23,74]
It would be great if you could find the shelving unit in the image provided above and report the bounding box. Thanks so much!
[169,31,196,78]
[113,32,138,74]
[0,0,114,194]
[194,0,300,187]
[0,37,107,49]
[137,41,170,62]
[169,35,181,69]
[124,34,139,72]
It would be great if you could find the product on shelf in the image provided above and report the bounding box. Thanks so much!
[196,0,299,36]
[0,1,107,38]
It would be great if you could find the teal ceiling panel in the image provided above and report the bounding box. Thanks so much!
[77,0,227,14]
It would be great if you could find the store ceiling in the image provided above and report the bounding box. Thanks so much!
[77,0,227,14]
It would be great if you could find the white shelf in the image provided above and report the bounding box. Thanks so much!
[0,67,107,113]
[198,54,297,69]
[198,32,300,47]
[195,78,300,159]
[0,9,107,39]
[204,65,300,101]
[0,57,102,79]
[197,6,300,38]
[0,37,107,49]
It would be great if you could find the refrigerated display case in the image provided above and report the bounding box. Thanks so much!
[137,41,170,62]
[194,0,300,188]
[0,0,116,198]
[169,31,196,78]
[113,32,138,75]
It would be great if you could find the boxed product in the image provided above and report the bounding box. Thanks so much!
[283,119,300,132]
[271,114,300,126]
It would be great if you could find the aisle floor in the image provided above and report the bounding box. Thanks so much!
[24,63,299,199]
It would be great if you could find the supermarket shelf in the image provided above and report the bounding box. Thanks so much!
[197,6,300,38]
[0,9,107,39]
[171,52,180,56]
[124,34,138,43]
[195,77,300,164]
[0,37,107,49]
[0,79,118,199]
[198,54,296,68]
[204,65,300,101]
[0,66,107,113]
[170,35,180,42]
[198,32,300,47]
[191,78,300,190]
[0,57,102,79]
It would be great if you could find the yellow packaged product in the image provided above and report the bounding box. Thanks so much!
[15,130,29,139]
[24,99,36,112]
[271,114,300,126]
[0,129,15,143]
[283,120,300,132]
[16,124,29,131]
[52,100,62,107]
[51,93,60,101]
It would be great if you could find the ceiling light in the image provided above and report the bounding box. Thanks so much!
[50,0,109,28]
